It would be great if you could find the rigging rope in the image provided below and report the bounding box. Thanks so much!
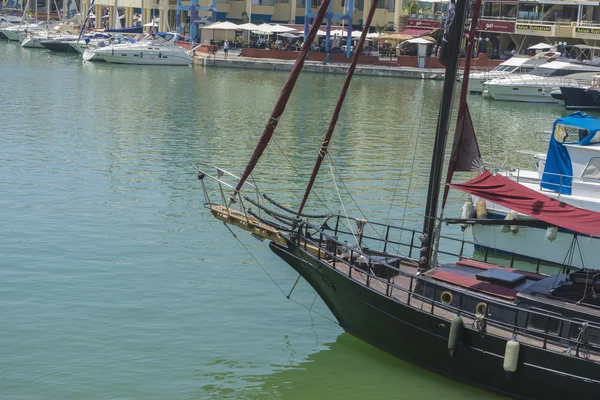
[271,137,336,216]
[243,195,300,223]
[296,0,383,218]
[224,222,340,326]
[329,162,360,247]
[233,0,334,195]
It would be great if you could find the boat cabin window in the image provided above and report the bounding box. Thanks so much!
[582,158,600,180]
[530,65,593,77]
[553,124,591,143]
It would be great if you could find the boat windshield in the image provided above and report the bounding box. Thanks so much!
[491,65,518,72]
[529,65,557,76]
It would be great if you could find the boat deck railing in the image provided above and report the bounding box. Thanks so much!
[297,219,600,361]
[488,73,591,87]
[320,213,564,274]
[506,167,600,200]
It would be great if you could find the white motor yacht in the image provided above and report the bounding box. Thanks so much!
[485,49,600,103]
[467,52,560,94]
[466,112,600,268]
[85,33,192,66]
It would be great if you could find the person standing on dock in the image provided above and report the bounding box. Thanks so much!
[223,41,229,59]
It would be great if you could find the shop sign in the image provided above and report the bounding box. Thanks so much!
[407,19,441,28]
[573,26,600,38]
[478,20,515,33]
[515,23,554,36]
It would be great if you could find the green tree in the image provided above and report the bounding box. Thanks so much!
[403,0,419,14]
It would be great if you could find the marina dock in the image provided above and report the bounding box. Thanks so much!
[193,52,446,79]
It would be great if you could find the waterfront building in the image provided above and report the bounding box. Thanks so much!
[477,0,600,58]
[76,0,600,55]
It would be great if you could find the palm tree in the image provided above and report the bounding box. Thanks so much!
[375,23,390,35]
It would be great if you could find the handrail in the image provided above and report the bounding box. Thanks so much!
[298,221,600,359]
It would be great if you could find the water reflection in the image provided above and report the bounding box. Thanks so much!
[198,333,506,400]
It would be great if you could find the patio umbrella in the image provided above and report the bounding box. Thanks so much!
[405,37,433,44]
[237,22,258,31]
[202,21,239,40]
[203,21,239,30]
[269,24,296,33]
[255,23,275,33]
[278,32,297,38]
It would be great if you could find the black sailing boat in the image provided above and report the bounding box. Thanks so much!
[195,0,600,397]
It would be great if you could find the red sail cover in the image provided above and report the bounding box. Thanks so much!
[448,170,600,237]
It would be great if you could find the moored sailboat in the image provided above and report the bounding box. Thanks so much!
[195,0,600,398]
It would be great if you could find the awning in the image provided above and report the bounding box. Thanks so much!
[399,28,434,37]
[448,170,600,237]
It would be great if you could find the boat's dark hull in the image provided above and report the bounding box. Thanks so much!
[40,41,78,53]
[270,241,600,400]
[560,86,600,110]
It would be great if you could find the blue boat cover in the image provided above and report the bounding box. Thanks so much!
[105,26,143,33]
[541,111,600,195]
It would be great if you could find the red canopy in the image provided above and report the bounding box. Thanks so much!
[449,170,600,237]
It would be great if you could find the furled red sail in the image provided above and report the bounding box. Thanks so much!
[296,0,381,217]
[233,0,333,195]
[448,170,600,237]
[442,0,482,208]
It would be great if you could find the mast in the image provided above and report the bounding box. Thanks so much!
[442,0,483,208]
[296,0,380,217]
[418,0,469,272]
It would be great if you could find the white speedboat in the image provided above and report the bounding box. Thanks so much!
[485,58,600,103]
[86,33,192,66]
[468,52,560,94]
[466,112,600,268]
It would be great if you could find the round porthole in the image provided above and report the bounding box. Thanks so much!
[476,302,488,315]
[440,291,453,305]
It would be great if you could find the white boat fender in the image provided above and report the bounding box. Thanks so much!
[503,339,520,373]
[509,210,519,235]
[546,226,558,242]
[476,198,487,219]
[460,197,474,230]
[448,314,463,357]
[501,212,512,233]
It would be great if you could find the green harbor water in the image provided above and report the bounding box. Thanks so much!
[1,41,571,399]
